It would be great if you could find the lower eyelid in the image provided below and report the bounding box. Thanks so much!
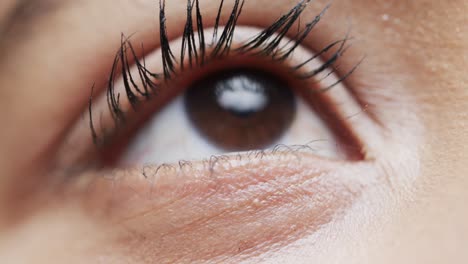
[68,151,375,261]
[78,154,355,220]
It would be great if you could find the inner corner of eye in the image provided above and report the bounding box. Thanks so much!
[95,26,362,167]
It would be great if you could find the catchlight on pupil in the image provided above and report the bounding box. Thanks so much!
[184,69,296,151]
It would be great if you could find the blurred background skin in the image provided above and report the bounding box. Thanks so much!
[0,0,467,263]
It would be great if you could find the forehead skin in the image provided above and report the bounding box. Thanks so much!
[0,0,467,263]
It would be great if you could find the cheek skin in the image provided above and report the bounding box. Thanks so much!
[63,153,375,263]
[0,202,137,264]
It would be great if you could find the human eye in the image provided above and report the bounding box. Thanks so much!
[7,0,458,261]
[48,0,386,260]
[67,0,364,169]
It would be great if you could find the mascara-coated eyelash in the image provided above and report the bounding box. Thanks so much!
[89,0,359,148]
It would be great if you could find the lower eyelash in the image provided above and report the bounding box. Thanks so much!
[89,0,360,147]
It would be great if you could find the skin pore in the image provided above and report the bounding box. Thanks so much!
[0,0,467,263]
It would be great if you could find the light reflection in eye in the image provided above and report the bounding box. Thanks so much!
[184,69,296,151]
[215,76,269,115]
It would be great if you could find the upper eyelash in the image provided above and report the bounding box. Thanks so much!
[89,0,359,147]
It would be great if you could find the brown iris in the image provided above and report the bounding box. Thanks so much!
[184,69,296,151]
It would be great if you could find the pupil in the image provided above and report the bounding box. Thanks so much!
[184,69,296,151]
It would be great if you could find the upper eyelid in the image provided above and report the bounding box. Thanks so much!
[89,0,350,145]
